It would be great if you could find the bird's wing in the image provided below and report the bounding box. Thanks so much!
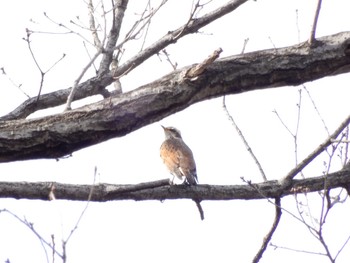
[177,142,198,184]
[160,139,197,184]
[160,140,183,179]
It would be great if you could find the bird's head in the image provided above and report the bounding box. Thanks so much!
[161,125,182,139]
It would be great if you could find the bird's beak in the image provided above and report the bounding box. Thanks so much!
[161,125,165,130]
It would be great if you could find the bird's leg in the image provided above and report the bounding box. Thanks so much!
[182,179,190,185]
[169,175,175,185]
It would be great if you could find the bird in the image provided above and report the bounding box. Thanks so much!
[160,126,198,185]
[160,125,204,220]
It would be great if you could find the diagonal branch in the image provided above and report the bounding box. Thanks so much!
[223,96,267,181]
[113,0,249,78]
[283,114,350,182]
[1,0,249,121]
[0,32,350,161]
[252,197,282,263]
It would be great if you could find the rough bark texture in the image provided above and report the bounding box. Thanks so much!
[1,170,349,202]
[1,32,350,162]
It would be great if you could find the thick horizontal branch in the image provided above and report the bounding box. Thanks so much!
[1,170,349,201]
[1,32,350,162]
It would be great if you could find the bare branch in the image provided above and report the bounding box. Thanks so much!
[223,96,267,181]
[43,12,95,46]
[240,38,249,54]
[88,0,102,48]
[183,48,222,79]
[282,114,350,182]
[335,233,350,261]
[295,9,301,43]
[303,85,330,136]
[1,32,350,160]
[1,67,30,98]
[62,167,97,260]
[23,30,66,101]
[1,170,350,201]
[309,0,323,45]
[252,197,282,263]
[270,243,327,256]
[113,0,249,78]
[64,49,102,111]
[98,0,129,75]
[274,89,303,175]
[160,49,178,70]
[0,209,63,259]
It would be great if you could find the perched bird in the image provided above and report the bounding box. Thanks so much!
[160,126,198,185]
[160,125,204,220]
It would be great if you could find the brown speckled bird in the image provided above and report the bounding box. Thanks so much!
[160,126,198,185]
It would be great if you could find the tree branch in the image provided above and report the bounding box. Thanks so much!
[252,197,282,263]
[1,32,350,161]
[112,0,249,78]
[0,0,249,121]
[309,0,323,45]
[98,0,128,75]
[283,113,350,182]
[0,170,350,201]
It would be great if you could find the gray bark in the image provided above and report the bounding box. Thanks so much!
[0,170,349,201]
[1,32,350,162]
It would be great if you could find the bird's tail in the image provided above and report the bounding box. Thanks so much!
[194,199,204,220]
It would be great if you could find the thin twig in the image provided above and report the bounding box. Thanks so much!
[241,177,318,235]
[0,209,63,259]
[273,89,303,176]
[1,67,30,98]
[294,195,318,239]
[294,89,302,167]
[113,0,249,78]
[295,9,301,43]
[272,109,294,137]
[88,0,102,48]
[23,29,66,102]
[161,49,178,70]
[283,114,350,181]
[62,166,98,261]
[317,228,334,262]
[334,233,350,261]
[303,85,330,136]
[172,0,202,40]
[51,234,56,263]
[270,243,327,256]
[43,12,95,46]
[114,0,168,58]
[252,197,282,263]
[223,97,267,181]
[240,38,249,54]
[64,49,102,111]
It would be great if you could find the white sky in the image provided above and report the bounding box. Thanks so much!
[1,0,350,262]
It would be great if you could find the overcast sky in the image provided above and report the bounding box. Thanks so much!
[1,0,350,262]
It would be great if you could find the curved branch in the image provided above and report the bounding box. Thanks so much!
[0,170,349,201]
[0,32,350,162]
